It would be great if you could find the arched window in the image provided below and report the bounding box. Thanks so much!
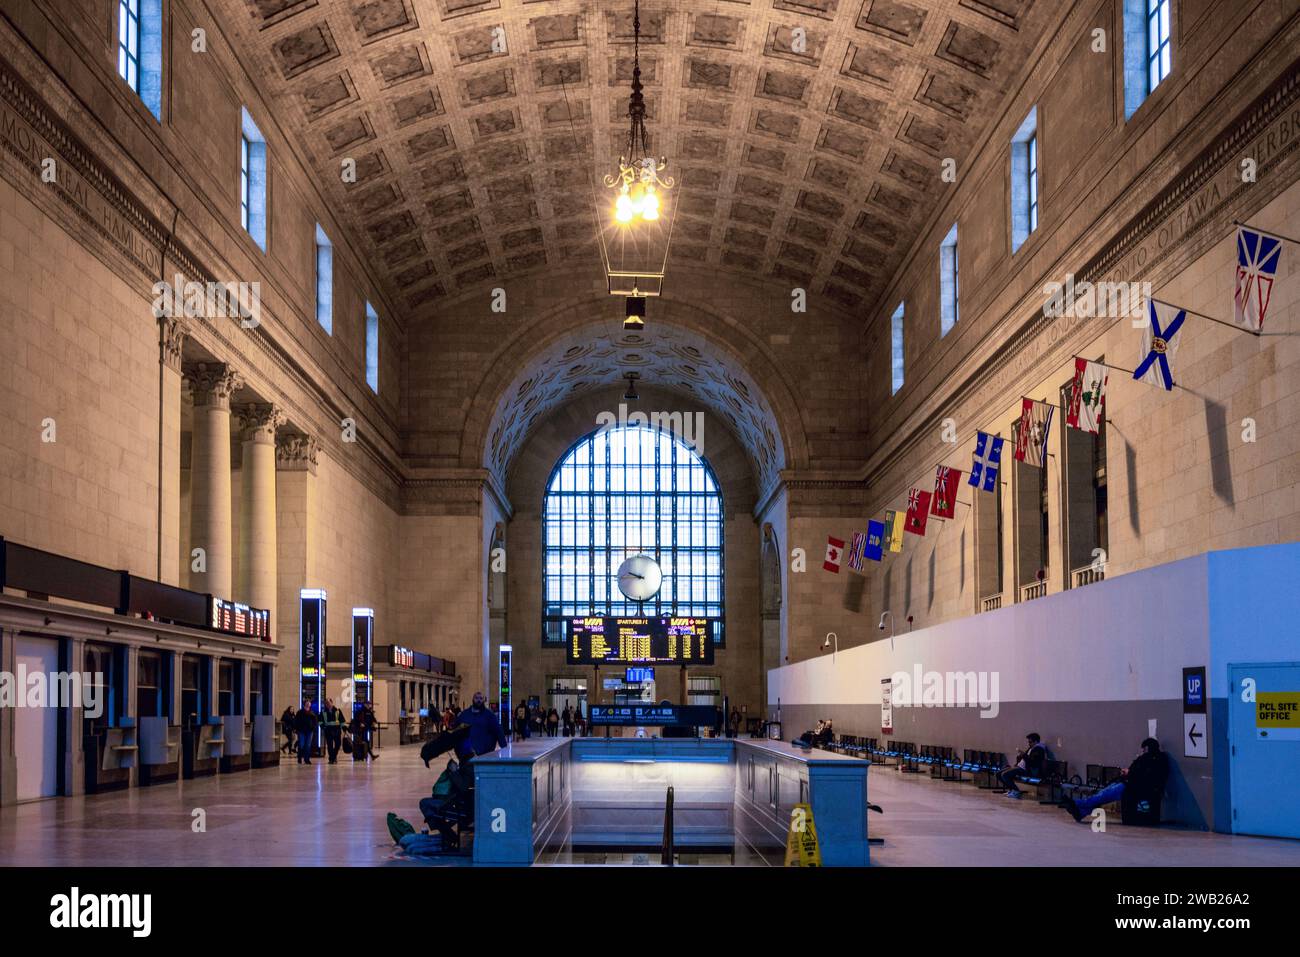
[542,425,724,643]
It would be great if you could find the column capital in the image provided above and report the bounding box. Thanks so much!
[159,316,189,373]
[184,362,244,410]
[276,432,320,474]
[236,403,286,444]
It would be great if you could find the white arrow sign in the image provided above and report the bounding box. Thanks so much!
[1184,713,1207,758]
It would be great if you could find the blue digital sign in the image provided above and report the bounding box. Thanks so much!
[625,667,655,684]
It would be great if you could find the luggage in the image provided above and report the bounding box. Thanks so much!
[341,733,354,755]
[353,739,368,761]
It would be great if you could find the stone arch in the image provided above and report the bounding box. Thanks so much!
[459,292,811,501]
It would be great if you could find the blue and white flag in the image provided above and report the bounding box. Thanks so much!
[968,431,1004,492]
[864,520,885,562]
[1234,226,1282,331]
[1134,299,1186,391]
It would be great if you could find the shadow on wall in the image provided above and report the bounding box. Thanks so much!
[1124,436,1141,536]
[844,572,865,613]
[1204,399,1235,505]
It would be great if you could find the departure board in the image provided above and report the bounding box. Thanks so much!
[566,617,714,665]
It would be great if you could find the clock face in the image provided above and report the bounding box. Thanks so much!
[617,554,663,602]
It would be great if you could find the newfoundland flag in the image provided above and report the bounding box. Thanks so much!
[905,488,932,536]
[1234,226,1282,331]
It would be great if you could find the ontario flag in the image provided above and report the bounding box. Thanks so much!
[905,488,932,536]
[824,536,845,573]
[931,465,962,519]
[1066,358,1108,433]
[1234,226,1282,331]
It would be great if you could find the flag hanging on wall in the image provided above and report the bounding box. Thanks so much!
[865,520,885,562]
[847,532,865,572]
[824,536,845,573]
[1234,226,1282,331]
[931,465,963,519]
[884,510,904,552]
[1065,358,1108,433]
[1013,398,1053,467]
[1134,299,1185,391]
[968,431,1004,492]
[905,488,932,536]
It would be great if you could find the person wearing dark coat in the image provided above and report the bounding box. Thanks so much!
[453,691,508,762]
[280,705,296,753]
[1064,738,1170,822]
[998,732,1048,798]
[293,702,319,764]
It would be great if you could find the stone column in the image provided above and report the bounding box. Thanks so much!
[185,362,243,599]
[275,432,321,714]
[158,318,187,586]
[236,403,285,615]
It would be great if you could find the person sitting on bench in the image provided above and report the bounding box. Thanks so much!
[1063,738,1168,823]
[998,733,1047,799]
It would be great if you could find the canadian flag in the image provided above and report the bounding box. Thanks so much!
[824,536,845,573]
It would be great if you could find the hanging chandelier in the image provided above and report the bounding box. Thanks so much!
[598,0,675,314]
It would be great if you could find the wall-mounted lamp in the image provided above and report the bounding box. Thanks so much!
[821,632,838,660]
[879,611,894,651]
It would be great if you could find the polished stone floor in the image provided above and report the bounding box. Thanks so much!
[1,741,1296,867]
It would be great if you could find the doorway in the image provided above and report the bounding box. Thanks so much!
[15,635,61,801]
[1228,662,1300,839]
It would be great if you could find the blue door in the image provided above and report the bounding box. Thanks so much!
[1228,663,1300,839]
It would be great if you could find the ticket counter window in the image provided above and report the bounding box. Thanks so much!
[181,656,207,728]
[136,651,169,719]
[249,664,268,716]
[84,643,124,732]
[217,660,241,716]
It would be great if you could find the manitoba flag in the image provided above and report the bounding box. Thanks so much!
[1014,398,1053,467]
[905,488,932,536]
[931,465,962,519]
[1234,226,1282,331]
[1066,358,1108,433]
[824,536,845,573]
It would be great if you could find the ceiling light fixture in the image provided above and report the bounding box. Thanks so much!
[597,0,675,311]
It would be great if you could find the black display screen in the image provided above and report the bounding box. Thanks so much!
[565,617,713,665]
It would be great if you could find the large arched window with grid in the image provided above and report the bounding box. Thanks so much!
[542,425,724,644]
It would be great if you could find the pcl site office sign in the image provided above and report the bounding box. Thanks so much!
[1256,693,1300,740]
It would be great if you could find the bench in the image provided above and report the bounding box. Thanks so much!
[1013,759,1069,803]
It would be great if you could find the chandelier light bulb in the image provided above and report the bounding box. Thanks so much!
[615,192,635,223]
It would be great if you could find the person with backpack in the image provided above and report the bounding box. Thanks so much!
[319,698,346,764]
[293,701,319,765]
[998,732,1048,798]
[547,707,560,737]
[1063,738,1170,823]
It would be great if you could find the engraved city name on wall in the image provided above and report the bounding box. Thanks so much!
[0,95,163,278]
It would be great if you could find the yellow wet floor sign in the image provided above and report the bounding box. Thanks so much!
[784,802,822,867]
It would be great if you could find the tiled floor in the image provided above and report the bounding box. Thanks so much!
[1,743,1296,867]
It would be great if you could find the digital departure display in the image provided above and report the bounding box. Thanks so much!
[565,617,713,665]
[210,597,270,640]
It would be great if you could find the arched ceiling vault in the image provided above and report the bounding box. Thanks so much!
[221,0,1062,321]
[462,294,807,494]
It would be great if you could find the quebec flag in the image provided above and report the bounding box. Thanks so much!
[968,431,1004,492]
[1234,226,1282,331]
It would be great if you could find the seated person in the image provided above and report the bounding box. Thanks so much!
[816,720,835,749]
[798,719,827,747]
[1064,738,1168,823]
[998,732,1047,799]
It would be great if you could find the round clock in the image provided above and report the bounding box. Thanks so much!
[616,554,663,602]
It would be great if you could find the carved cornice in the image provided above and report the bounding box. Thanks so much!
[275,433,320,474]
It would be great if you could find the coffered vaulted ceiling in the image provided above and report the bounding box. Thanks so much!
[221,0,1061,322]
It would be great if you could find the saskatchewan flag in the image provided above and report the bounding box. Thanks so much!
[883,509,904,552]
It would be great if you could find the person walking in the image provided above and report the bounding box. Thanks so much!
[546,707,560,737]
[361,702,380,761]
[561,705,574,737]
[280,705,296,754]
[514,702,529,740]
[320,698,346,764]
[293,700,319,765]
